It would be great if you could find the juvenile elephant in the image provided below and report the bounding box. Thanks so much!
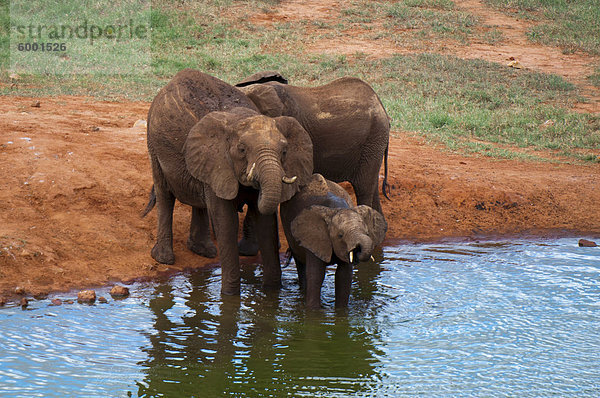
[235,72,391,256]
[144,69,313,295]
[280,174,387,308]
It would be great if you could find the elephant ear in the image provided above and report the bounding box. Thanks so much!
[183,111,239,200]
[240,84,284,117]
[291,206,335,263]
[355,205,388,247]
[276,116,314,203]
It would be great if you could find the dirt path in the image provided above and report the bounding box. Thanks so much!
[452,0,600,113]
[251,0,600,113]
[1,96,599,299]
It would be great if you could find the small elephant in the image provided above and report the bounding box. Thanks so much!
[144,69,313,295]
[280,174,387,308]
[235,72,391,256]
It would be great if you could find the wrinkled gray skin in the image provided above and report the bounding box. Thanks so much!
[235,72,390,256]
[144,69,313,295]
[280,174,387,308]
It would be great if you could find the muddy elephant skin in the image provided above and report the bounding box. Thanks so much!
[280,174,387,308]
[237,72,390,213]
[144,69,313,295]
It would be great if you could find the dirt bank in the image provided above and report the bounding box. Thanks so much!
[1,95,599,298]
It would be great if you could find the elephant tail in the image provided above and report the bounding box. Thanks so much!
[141,185,156,218]
[382,143,391,201]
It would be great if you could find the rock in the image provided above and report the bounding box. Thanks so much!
[64,300,74,305]
[110,285,130,298]
[98,296,108,304]
[578,239,597,247]
[50,298,63,306]
[33,292,48,300]
[77,290,96,304]
[0,297,6,307]
[20,297,29,308]
[31,101,41,108]
[15,286,26,295]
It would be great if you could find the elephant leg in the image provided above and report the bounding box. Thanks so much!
[305,252,326,309]
[238,212,259,256]
[296,258,307,289]
[207,191,241,296]
[352,180,375,208]
[187,206,217,258]
[335,262,353,308]
[254,209,282,290]
[370,185,383,215]
[151,182,176,265]
[352,173,384,216]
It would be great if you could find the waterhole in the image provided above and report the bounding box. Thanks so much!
[1,238,599,397]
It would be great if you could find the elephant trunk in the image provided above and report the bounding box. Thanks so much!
[255,149,284,215]
[347,232,374,264]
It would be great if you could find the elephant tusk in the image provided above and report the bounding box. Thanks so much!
[282,175,297,184]
[247,162,256,180]
[349,251,353,264]
[370,256,375,261]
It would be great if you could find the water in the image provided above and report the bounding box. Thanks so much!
[1,238,599,397]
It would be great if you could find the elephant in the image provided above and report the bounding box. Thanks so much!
[280,174,387,308]
[234,72,391,256]
[143,69,313,295]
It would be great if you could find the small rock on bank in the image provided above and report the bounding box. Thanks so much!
[77,290,96,304]
[578,239,597,247]
[50,298,63,306]
[110,285,130,298]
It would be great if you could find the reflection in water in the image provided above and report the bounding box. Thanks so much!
[1,239,599,397]
[137,262,383,397]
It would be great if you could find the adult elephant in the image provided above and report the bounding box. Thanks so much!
[235,71,390,255]
[143,69,313,295]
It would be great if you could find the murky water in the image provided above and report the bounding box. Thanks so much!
[1,238,599,397]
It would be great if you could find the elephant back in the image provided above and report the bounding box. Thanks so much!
[148,69,259,147]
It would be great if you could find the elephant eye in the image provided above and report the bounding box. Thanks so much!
[237,144,246,155]
[338,232,344,239]
[282,149,287,158]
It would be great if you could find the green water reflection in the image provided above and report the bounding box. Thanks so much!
[137,260,385,397]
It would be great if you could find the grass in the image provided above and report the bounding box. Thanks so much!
[357,54,600,158]
[0,0,598,162]
[337,0,479,48]
[483,0,600,56]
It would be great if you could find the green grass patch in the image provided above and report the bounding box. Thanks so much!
[355,54,600,159]
[340,0,478,45]
[483,0,600,56]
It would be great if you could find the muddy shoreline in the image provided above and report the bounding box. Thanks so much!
[1,96,599,300]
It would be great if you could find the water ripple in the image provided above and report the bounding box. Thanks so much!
[1,238,599,397]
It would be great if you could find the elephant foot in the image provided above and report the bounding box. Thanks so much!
[187,238,217,258]
[238,237,259,257]
[151,243,175,265]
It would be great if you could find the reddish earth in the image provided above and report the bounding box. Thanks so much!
[1,0,600,300]
[0,96,598,299]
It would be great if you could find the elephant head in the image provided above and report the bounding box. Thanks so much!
[183,107,313,214]
[291,205,387,264]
